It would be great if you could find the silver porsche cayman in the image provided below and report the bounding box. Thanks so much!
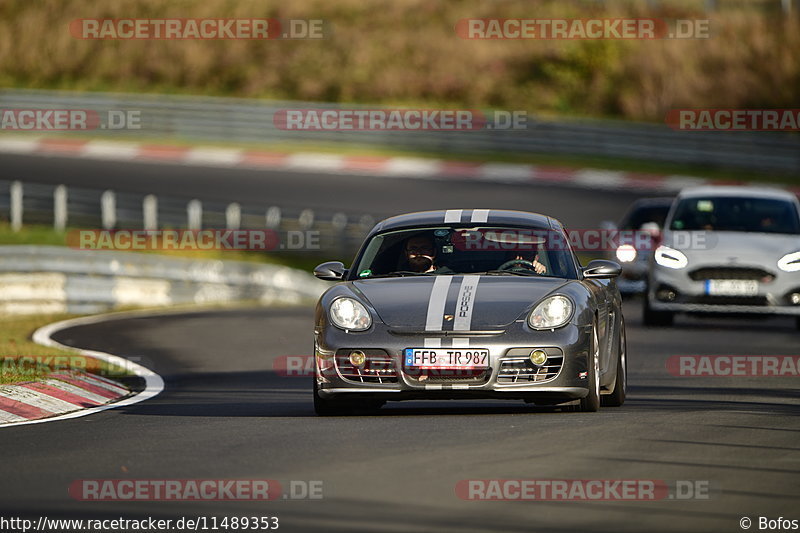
[312,209,627,415]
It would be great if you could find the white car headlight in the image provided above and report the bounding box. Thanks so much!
[616,244,637,263]
[528,295,574,330]
[329,297,372,331]
[654,245,689,269]
[778,251,800,272]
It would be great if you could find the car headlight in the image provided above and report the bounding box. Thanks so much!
[615,244,637,263]
[654,245,688,269]
[528,295,574,330]
[329,297,372,331]
[778,251,800,273]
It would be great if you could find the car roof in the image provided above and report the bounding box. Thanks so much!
[627,197,674,209]
[677,186,798,202]
[369,209,558,236]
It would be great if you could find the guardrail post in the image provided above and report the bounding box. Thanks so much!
[54,185,68,232]
[101,190,116,229]
[143,194,158,230]
[187,199,203,230]
[332,212,348,255]
[225,202,241,230]
[10,181,22,232]
[299,209,315,230]
[265,206,281,229]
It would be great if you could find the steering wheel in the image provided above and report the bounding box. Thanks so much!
[497,259,536,271]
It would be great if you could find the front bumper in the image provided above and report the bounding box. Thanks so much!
[315,320,593,403]
[648,263,800,316]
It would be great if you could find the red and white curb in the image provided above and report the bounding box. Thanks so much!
[0,311,165,428]
[1,136,796,196]
[0,371,128,424]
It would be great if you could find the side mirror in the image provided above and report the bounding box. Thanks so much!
[314,261,347,281]
[583,259,622,279]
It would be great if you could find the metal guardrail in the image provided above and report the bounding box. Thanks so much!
[0,178,375,257]
[1,89,799,173]
[0,245,327,314]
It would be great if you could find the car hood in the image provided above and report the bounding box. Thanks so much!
[664,231,800,269]
[350,275,570,329]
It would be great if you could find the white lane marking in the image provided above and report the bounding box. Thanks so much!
[184,148,243,166]
[453,275,481,331]
[0,386,78,413]
[424,384,443,390]
[41,379,110,404]
[451,384,469,390]
[451,338,470,348]
[424,338,442,348]
[444,209,463,223]
[0,137,41,154]
[425,275,453,331]
[573,169,626,188]
[480,163,534,182]
[285,153,346,171]
[662,175,709,191]
[470,209,490,223]
[82,141,140,160]
[0,409,26,423]
[384,158,441,178]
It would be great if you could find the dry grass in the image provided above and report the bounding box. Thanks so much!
[0,0,797,121]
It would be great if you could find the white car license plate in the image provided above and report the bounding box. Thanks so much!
[705,279,758,296]
[404,348,489,369]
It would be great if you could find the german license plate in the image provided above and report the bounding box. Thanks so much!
[404,348,489,369]
[705,280,758,296]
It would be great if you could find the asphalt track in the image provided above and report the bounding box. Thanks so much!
[1,153,798,532]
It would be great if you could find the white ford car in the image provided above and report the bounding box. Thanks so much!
[644,186,800,328]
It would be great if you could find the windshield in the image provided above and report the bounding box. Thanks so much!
[669,196,800,234]
[352,226,579,280]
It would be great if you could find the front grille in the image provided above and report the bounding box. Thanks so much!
[335,350,398,383]
[498,348,564,384]
[405,368,490,383]
[689,267,774,282]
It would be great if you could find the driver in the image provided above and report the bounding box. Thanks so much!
[507,251,547,275]
[403,234,451,274]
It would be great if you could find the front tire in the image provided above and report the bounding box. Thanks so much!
[643,293,674,326]
[313,375,353,416]
[579,321,601,412]
[602,318,627,407]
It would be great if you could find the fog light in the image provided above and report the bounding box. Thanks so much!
[349,350,366,367]
[790,293,800,305]
[530,349,548,366]
[656,288,677,302]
